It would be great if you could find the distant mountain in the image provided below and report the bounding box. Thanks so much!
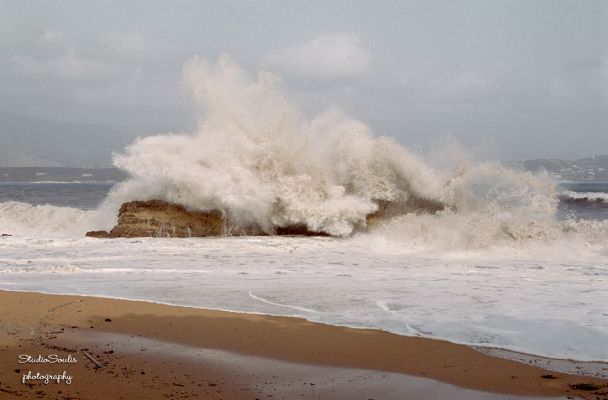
[510,155,608,182]
[1,109,606,182]
[0,110,166,168]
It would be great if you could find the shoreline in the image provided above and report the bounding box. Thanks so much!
[3,287,607,366]
[1,290,606,399]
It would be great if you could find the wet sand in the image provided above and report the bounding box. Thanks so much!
[0,290,606,399]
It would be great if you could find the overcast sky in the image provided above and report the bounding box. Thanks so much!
[1,0,606,160]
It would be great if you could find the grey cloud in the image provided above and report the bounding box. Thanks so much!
[0,0,605,162]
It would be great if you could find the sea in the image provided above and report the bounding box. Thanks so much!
[0,169,607,364]
[1,59,607,364]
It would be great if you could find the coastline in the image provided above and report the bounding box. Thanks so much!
[0,290,606,399]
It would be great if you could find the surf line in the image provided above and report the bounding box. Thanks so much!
[248,291,323,314]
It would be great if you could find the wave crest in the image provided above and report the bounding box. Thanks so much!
[109,56,442,236]
[0,201,109,237]
[560,191,608,205]
[105,56,605,255]
[5,56,603,259]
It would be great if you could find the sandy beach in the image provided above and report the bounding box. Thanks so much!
[2,1,607,399]
[0,290,605,399]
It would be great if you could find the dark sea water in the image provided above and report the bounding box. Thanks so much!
[0,183,115,210]
[557,182,608,221]
[0,167,124,209]
[0,181,606,220]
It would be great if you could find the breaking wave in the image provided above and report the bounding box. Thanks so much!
[0,201,110,237]
[560,190,608,205]
[109,56,443,236]
[1,56,607,259]
[107,56,560,237]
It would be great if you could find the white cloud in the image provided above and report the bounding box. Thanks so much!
[265,33,371,80]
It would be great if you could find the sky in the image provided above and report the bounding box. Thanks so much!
[0,0,606,161]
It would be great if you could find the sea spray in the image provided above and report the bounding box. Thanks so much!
[109,56,596,245]
[109,55,442,236]
[1,55,607,256]
[364,162,608,253]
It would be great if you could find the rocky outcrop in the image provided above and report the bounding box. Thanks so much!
[365,197,445,227]
[86,200,325,238]
[87,200,234,238]
[87,195,445,239]
[85,230,111,238]
[111,200,226,238]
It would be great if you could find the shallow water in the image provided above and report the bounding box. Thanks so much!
[1,235,606,362]
[1,178,607,363]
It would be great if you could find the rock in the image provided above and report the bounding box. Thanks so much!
[366,196,445,227]
[85,230,111,238]
[107,200,234,238]
[89,195,444,239]
[275,224,330,236]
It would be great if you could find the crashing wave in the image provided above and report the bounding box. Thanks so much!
[107,56,446,236]
[2,56,607,260]
[106,56,564,238]
[0,201,113,237]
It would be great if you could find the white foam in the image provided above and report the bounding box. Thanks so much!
[562,190,608,202]
[1,235,606,362]
[107,56,445,236]
[248,291,323,314]
[3,57,606,253]
[0,262,79,274]
[0,202,95,237]
[104,56,607,254]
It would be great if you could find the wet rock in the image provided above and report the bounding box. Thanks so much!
[88,196,444,239]
[106,200,246,238]
[85,230,111,238]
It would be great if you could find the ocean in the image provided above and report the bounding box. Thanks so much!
[1,180,606,219]
[0,59,606,364]
[0,176,607,363]
[0,183,114,210]
[557,182,608,221]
